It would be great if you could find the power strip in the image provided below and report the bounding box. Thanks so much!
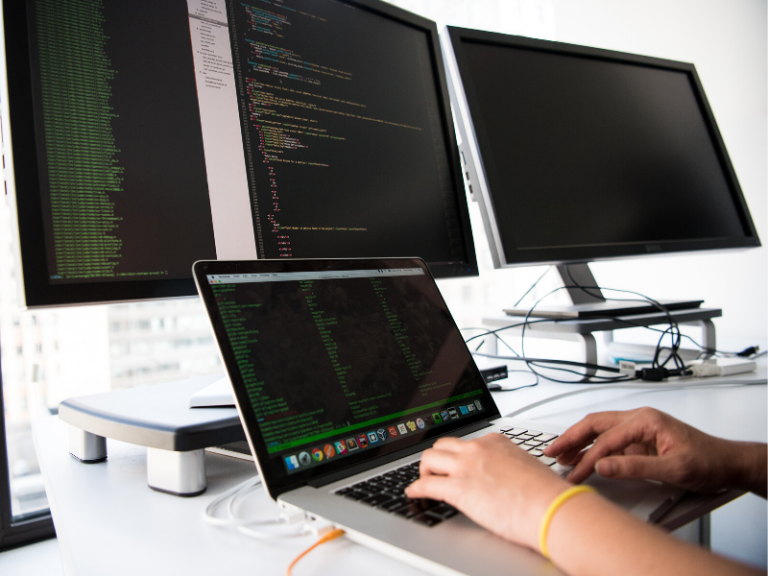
[688,357,757,378]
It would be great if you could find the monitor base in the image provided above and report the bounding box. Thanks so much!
[504,299,705,320]
[507,263,703,319]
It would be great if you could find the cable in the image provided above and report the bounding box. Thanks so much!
[286,528,346,576]
[463,318,555,347]
[203,476,312,539]
[236,517,311,540]
[462,273,760,385]
[509,270,697,383]
[504,379,767,419]
[599,316,760,359]
[560,266,682,369]
[561,265,686,371]
[228,476,266,523]
[465,319,635,383]
[472,351,622,374]
[513,266,551,308]
[464,320,761,367]
[203,476,263,527]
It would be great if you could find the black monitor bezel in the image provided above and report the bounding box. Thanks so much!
[1,0,477,309]
[446,26,760,268]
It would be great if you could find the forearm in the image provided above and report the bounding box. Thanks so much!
[729,441,767,498]
[546,492,762,576]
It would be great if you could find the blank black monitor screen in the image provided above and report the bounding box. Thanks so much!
[3,0,476,308]
[447,28,759,266]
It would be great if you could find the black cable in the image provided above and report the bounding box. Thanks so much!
[562,265,685,371]
[465,320,630,382]
[463,319,555,346]
[493,331,522,359]
[460,272,760,386]
[561,265,683,367]
[464,318,639,383]
[512,267,551,308]
[514,268,700,383]
[518,286,637,383]
[462,325,526,358]
[560,313,760,360]
[491,372,540,393]
[562,266,688,371]
[472,351,621,372]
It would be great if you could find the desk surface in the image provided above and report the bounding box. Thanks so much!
[34,368,767,576]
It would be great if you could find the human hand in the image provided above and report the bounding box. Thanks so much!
[544,407,753,494]
[405,434,571,550]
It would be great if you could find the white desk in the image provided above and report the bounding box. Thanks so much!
[33,368,766,576]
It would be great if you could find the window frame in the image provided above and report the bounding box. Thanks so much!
[0,344,55,551]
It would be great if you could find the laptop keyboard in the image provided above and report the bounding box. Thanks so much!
[334,427,558,527]
[335,462,457,526]
[499,427,559,466]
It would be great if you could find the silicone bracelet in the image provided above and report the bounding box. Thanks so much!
[539,485,596,560]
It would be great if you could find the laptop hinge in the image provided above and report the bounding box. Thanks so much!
[306,420,493,488]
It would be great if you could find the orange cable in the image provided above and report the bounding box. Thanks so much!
[286,528,346,576]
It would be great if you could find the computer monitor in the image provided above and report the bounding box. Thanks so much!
[0,0,477,309]
[442,26,760,314]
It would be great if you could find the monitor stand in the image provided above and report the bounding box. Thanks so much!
[503,264,704,319]
[497,263,717,372]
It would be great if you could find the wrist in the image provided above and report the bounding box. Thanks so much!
[544,489,606,568]
[514,476,571,551]
[539,485,596,559]
[733,442,767,497]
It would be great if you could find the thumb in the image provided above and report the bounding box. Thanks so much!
[595,455,679,484]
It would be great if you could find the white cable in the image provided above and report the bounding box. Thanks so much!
[203,476,262,527]
[203,475,313,539]
[504,379,767,419]
[236,519,311,540]
[228,477,263,522]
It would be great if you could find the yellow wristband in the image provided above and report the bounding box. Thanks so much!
[539,485,596,560]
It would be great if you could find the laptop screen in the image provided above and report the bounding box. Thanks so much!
[194,258,498,496]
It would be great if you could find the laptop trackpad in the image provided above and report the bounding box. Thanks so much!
[584,475,685,523]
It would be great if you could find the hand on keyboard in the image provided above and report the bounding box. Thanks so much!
[545,407,767,497]
[405,434,572,551]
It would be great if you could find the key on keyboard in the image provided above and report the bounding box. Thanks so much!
[334,461,458,527]
[500,427,558,466]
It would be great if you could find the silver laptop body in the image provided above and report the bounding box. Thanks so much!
[193,258,683,576]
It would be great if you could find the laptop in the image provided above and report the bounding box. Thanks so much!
[193,258,684,576]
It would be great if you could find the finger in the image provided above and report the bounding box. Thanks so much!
[556,447,586,468]
[547,411,630,457]
[418,445,464,478]
[430,436,469,452]
[624,443,655,457]
[545,444,583,464]
[405,474,459,503]
[595,454,682,485]
[565,421,653,484]
[564,449,602,484]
